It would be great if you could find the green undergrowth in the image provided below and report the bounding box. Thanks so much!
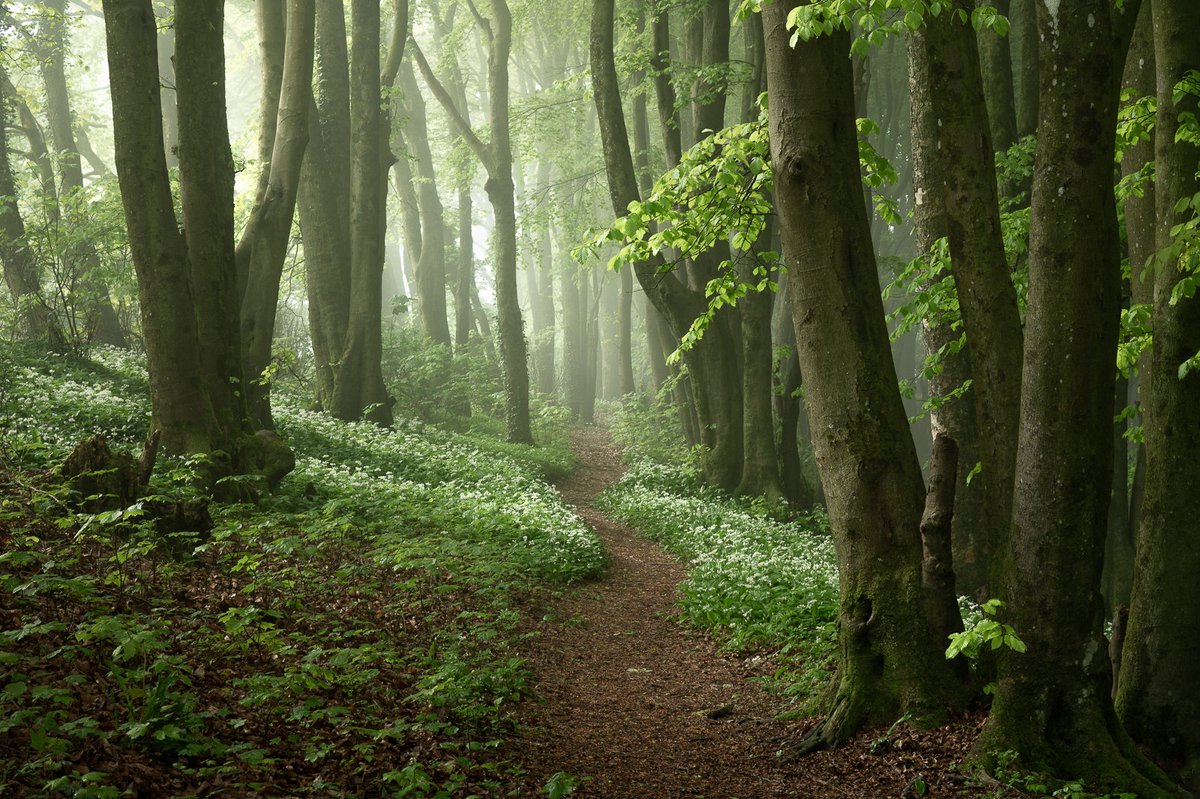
[600,398,839,716]
[0,346,605,797]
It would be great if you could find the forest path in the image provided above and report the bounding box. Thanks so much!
[510,424,803,798]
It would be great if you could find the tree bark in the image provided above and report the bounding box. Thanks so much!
[591,0,742,489]
[397,56,452,347]
[914,0,1024,600]
[103,0,220,456]
[765,3,966,749]
[1115,0,1200,786]
[1012,0,1039,138]
[976,0,1018,151]
[331,0,393,425]
[39,0,126,347]
[238,0,316,428]
[298,0,352,412]
[411,0,532,443]
[1119,0,1156,551]
[978,2,1178,793]
[907,27,989,597]
[176,0,247,439]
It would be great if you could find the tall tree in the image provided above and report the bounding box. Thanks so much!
[763,2,966,748]
[330,0,394,425]
[103,0,292,490]
[35,0,126,346]
[912,0,1023,598]
[592,0,743,490]
[976,0,1018,151]
[977,1,1177,793]
[298,0,352,412]
[906,19,989,595]
[0,46,62,346]
[238,0,317,427]
[396,55,452,347]
[1115,0,1200,786]
[413,0,533,444]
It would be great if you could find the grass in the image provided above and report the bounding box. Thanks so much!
[0,345,604,797]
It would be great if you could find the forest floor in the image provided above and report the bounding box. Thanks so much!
[510,425,983,799]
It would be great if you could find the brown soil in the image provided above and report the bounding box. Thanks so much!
[510,424,982,799]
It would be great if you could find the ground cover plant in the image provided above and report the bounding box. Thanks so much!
[600,398,840,714]
[0,347,604,797]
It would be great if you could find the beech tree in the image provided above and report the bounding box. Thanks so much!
[413,0,532,444]
[762,1,966,747]
[102,0,292,485]
[237,0,316,427]
[976,1,1178,793]
[1115,0,1200,784]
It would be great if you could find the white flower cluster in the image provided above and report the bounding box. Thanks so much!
[598,460,838,649]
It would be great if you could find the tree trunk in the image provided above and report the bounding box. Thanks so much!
[978,2,1178,793]
[176,0,247,439]
[530,159,557,395]
[299,0,352,411]
[907,27,989,597]
[0,53,62,346]
[915,0,1024,600]
[976,0,1018,151]
[765,4,966,749]
[238,0,316,427]
[332,0,393,425]
[772,278,816,509]
[591,0,742,489]
[103,0,221,455]
[397,56,452,347]
[1119,0,1156,549]
[1115,0,1200,786]
[1012,0,1039,138]
[411,1,531,443]
[40,0,126,348]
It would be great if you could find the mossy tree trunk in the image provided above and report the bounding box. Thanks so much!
[1115,0,1200,787]
[764,3,967,749]
[104,0,298,490]
[331,0,394,426]
[907,28,988,597]
[978,2,1178,794]
[237,0,316,428]
[913,0,1024,599]
[298,0,352,412]
[976,0,1018,151]
[412,0,532,444]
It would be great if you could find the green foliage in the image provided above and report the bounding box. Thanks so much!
[608,393,697,473]
[946,598,1025,696]
[946,598,1026,661]
[884,201,1029,420]
[0,347,604,796]
[774,0,1009,56]
[580,105,902,360]
[972,750,1139,799]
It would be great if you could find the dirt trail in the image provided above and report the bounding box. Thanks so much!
[510,425,978,799]
[511,425,800,798]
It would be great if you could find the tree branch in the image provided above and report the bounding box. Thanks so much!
[381,0,409,89]
[464,0,492,41]
[409,38,491,167]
